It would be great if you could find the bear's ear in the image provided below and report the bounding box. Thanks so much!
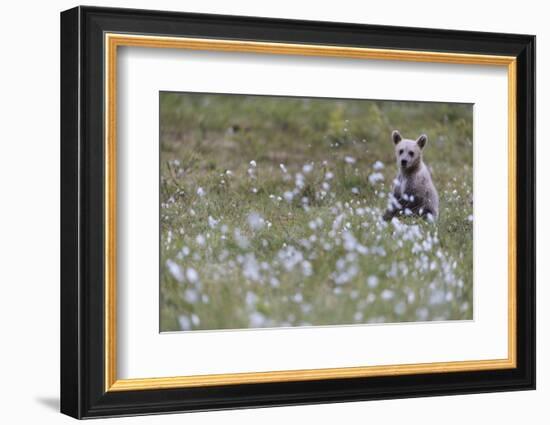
[416,134,428,149]
[392,130,402,145]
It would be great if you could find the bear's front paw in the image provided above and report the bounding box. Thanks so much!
[382,209,395,222]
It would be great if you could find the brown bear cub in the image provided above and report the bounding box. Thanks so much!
[383,130,439,221]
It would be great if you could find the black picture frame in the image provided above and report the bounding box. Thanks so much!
[61,5,535,419]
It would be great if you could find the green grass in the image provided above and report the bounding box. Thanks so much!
[159,92,473,332]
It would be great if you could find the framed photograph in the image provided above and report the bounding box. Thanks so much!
[60,6,535,419]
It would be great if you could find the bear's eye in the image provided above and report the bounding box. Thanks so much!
[399,149,404,155]
[408,151,414,157]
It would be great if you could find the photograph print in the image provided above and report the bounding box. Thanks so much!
[159,92,473,332]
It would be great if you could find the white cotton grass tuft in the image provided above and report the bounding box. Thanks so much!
[283,191,294,202]
[249,311,266,327]
[195,234,206,246]
[247,212,265,231]
[166,259,184,283]
[191,314,200,326]
[301,260,313,277]
[381,289,395,301]
[368,172,384,185]
[208,216,219,229]
[416,307,429,321]
[185,267,199,284]
[183,288,199,304]
[242,253,261,282]
[394,301,407,315]
[277,245,304,271]
[233,228,250,249]
[367,275,379,288]
[178,315,192,330]
[245,291,258,308]
[295,173,305,189]
[373,160,385,171]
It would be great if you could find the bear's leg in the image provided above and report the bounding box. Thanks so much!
[383,208,398,221]
[420,208,437,222]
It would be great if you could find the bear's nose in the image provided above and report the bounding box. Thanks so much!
[401,159,408,166]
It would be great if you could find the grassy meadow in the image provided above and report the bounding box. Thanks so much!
[159,92,473,332]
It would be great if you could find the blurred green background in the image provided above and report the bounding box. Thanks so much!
[159,92,473,332]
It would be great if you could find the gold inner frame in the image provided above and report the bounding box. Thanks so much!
[104,33,517,392]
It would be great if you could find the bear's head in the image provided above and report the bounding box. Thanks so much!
[392,130,427,173]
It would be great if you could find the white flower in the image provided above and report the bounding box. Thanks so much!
[283,191,294,202]
[295,173,305,189]
[245,291,258,307]
[373,160,385,171]
[416,308,429,321]
[233,228,250,249]
[292,293,304,303]
[301,260,313,277]
[429,289,445,305]
[342,231,358,252]
[394,301,407,315]
[277,245,304,271]
[279,163,288,173]
[381,289,395,300]
[242,253,261,282]
[183,288,199,303]
[196,187,206,197]
[178,315,192,330]
[367,275,379,288]
[344,156,356,164]
[247,212,265,230]
[166,260,184,282]
[249,311,266,327]
[368,172,384,185]
[249,160,257,167]
[191,314,201,326]
[302,163,313,174]
[208,216,219,229]
[186,267,199,283]
[195,234,206,246]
